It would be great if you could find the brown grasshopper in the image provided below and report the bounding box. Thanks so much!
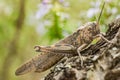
[15,2,109,76]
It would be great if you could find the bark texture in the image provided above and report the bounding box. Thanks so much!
[44,18,120,80]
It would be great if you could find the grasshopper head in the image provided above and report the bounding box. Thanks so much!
[76,21,100,44]
[90,21,100,36]
[85,1,105,37]
[86,21,100,37]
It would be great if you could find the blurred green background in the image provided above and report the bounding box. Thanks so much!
[0,0,119,80]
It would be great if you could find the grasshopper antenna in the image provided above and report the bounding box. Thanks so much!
[97,1,105,24]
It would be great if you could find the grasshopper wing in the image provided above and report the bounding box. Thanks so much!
[15,52,63,76]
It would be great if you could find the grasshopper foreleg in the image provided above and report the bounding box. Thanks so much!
[77,44,88,67]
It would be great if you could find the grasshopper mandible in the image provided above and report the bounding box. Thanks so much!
[15,1,109,76]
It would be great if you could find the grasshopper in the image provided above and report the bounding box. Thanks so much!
[15,1,109,76]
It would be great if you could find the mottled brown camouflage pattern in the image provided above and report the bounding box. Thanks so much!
[15,22,101,76]
[15,2,105,76]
